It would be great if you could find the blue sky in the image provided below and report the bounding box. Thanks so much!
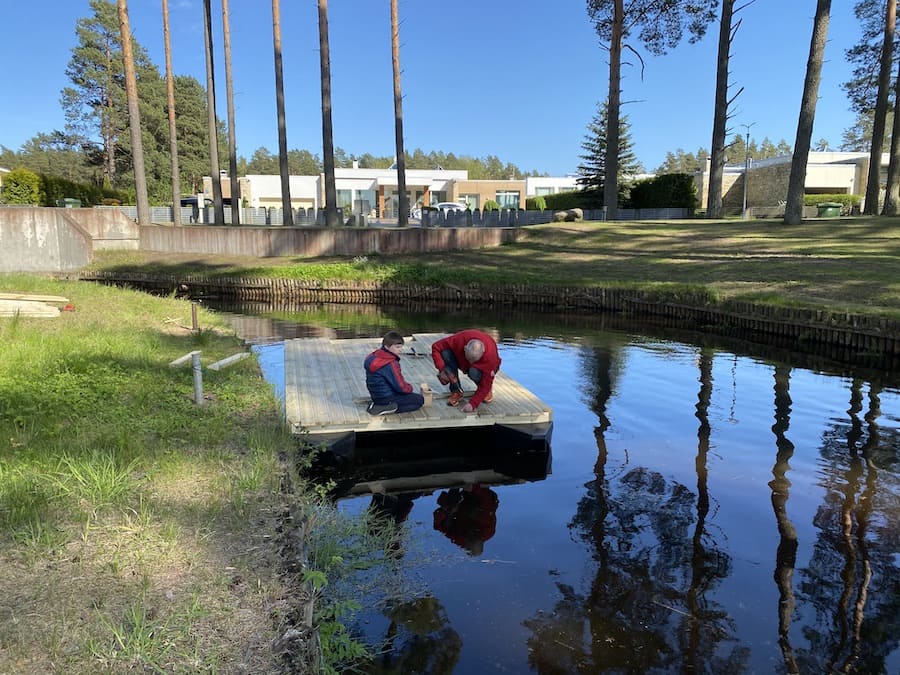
[1,0,861,175]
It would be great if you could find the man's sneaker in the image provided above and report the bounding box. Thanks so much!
[447,391,464,407]
[367,401,399,416]
[484,390,493,403]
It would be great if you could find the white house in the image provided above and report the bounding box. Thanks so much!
[218,165,579,216]
[526,176,579,196]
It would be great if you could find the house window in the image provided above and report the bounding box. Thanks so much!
[336,189,353,211]
[354,189,376,215]
[459,193,479,209]
[496,190,520,209]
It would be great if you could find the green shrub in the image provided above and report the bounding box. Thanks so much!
[802,193,861,208]
[483,199,500,212]
[543,189,604,211]
[526,196,547,211]
[628,173,698,210]
[39,174,126,207]
[0,168,43,205]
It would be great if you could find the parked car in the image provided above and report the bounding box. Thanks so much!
[433,202,468,213]
[412,202,468,218]
[179,196,214,208]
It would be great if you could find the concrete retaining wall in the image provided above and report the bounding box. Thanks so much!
[140,224,521,257]
[0,207,140,273]
[0,207,93,272]
[71,207,140,250]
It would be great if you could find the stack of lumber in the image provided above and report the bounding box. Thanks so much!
[0,292,70,318]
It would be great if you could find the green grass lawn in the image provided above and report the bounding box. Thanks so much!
[88,217,900,320]
[0,275,408,674]
[0,277,329,673]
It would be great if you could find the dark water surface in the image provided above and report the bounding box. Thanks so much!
[212,303,900,674]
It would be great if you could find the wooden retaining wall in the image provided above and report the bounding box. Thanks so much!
[77,271,900,358]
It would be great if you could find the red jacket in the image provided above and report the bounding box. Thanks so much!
[431,329,501,409]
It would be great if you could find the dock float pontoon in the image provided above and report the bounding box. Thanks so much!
[284,333,553,455]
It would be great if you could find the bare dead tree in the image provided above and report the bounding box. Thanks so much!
[603,0,624,220]
[706,1,752,219]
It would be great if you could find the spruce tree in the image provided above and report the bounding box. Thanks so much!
[577,100,641,192]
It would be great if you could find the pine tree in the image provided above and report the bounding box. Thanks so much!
[60,0,217,201]
[587,0,717,217]
[577,101,642,192]
[62,0,141,187]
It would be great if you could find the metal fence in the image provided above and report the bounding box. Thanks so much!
[119,205,697,227]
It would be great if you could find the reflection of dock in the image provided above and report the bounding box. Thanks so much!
[284,333,552,453]
[321,427,553,498]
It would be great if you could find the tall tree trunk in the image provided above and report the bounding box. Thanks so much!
[162,0,182,226]
[390,0,408,227]
[865,0,895,214]
[707,0,738,219]
[103,44,116,188]
[784,0,831,226]
[116,0,150,225]
[222,0,240,224]
[272,0,293,225]
[318,0,339,227]
[203,0,224,225]
[603,0,624,221]
[883,57,900,214]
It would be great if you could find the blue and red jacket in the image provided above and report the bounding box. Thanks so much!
[364,346,414,403]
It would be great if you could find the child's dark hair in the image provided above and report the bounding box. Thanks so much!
[382,330,404,348]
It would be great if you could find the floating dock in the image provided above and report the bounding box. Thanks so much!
[284,333,552,454]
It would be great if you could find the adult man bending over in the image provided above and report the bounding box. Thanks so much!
[431,329,501,413]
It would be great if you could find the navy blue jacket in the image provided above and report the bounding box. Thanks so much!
[364,347,414,402]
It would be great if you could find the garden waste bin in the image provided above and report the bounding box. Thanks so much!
[816,202,842,217]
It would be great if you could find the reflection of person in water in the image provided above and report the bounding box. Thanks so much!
[432,484,499,556]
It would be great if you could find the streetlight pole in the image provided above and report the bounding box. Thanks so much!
[741,122,755,220]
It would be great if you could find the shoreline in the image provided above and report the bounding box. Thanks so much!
[76,270,900,360]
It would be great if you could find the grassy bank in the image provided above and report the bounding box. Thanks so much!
[0,276,366,673]
[88,217,900,321]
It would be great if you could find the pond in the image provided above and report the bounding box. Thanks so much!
[211,302,900,674]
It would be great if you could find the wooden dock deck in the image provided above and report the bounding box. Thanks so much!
[284,333,552,452]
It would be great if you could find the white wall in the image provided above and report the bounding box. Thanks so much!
[241,175,321,209]
[526,176,578,196]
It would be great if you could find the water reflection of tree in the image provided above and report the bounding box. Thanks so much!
[362,496,463,674]
[524,346,746,672]
[367,595,462,674]
[793,378,900,673]
[768,364,800,673]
